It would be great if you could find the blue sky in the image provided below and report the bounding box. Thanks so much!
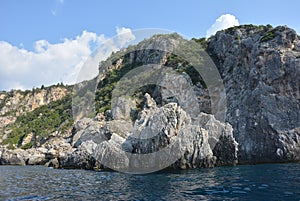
[1,0,300,90]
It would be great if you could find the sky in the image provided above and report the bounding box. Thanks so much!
[0,0,300,91]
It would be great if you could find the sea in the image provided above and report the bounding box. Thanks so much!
[0,163,299,200]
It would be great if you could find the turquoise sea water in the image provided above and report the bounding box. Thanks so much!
[0,163,299,200]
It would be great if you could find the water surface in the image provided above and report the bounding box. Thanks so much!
[0,163,299,200]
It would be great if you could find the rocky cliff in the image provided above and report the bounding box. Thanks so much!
[0,85,70,129]
[0,25,299,171]
[0,93,238,171]
[207,25,300,163]
[0,85,72,148]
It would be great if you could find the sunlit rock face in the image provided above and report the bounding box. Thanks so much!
[69,93,237,171]
[207,25,300,163]
[1,25,300,171]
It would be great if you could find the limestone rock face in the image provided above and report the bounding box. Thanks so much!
[0,86,69,130]
[111,97,136,121]
[1,25,299,171]
[0,148,26,166]
[0,137,74,168]
[207,25,300,163]
[64,93,238,172]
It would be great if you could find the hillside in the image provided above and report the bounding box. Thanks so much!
[0,85,73,149]
[0,24,299,171]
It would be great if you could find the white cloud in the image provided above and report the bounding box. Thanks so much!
[116,27,136,47]
[0,27,135,91]
[75,27,136,83]
[206,14,239,38]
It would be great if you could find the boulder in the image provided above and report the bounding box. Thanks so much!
[26,150,46,165]
[66,93,238,172]
[59,149,97,170]
[0,148,26,166]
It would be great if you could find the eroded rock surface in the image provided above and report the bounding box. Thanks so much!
[63,93,237,171]
[207,25,300,163]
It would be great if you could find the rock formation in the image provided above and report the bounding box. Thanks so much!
[0,25,299,171]
[0,86,70,130]
[1,93,238,171]
[207,25,300,163]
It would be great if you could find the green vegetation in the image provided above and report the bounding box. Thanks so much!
[165,53,206,87]
[166,53,188,67]
[95,44,206,115]
[95,57,143,113]
[191,37,208,49]
[3,95,73,149]
[1,33,211,149]
[31,83,71,95]
[260,29,276,42]
[95,33,207,116]
[225,24,272,35]
[21,142,33,149]
[0,109,17,117]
